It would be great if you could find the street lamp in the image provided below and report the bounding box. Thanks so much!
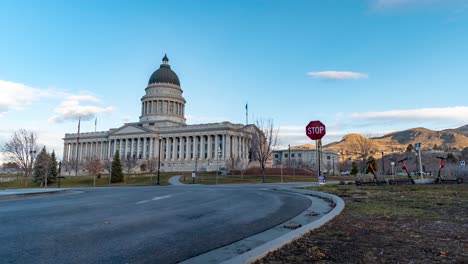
[381,151,385,176]
[157,136,161,185]
[216,147,221,185]
[194,154,199,184]
[108,157,112,185]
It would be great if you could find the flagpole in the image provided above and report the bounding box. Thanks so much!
[76,117,81,176]
[246,102,248,125]
[95,117,97,132]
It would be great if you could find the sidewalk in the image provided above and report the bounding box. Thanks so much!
[168,175,184,185]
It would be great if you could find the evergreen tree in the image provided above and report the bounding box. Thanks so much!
[33,146,49,186]
[350,162,359,176]
[406,144,414,152]
[111,151,124,183]
[48,151,58,184]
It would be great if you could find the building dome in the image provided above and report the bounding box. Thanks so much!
[148,54,180,86]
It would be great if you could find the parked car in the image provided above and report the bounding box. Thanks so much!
[340,171,350,176]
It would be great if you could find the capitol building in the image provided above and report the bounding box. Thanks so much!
[63,55,257,172]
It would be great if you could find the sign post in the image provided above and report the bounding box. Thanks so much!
[306,121,326,184]
[415,143,423,180]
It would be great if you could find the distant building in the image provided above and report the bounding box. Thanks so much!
[272,148,338,174]
[63,55,257,173]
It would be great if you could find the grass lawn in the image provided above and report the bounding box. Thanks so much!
[256,184,468,263]
[0,172,179,189]
[179,173,351,185]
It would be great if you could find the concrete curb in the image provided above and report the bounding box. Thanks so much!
[0,189,69,200]
[221,189,345,264]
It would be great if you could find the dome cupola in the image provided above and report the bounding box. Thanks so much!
[148,54,180,86]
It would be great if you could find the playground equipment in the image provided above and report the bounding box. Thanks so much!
[388,157,415,185]
[434,156,463,184]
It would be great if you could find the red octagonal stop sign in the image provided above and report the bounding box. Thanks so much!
[306,120,326,140]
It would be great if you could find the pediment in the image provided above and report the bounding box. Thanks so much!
[109,124,153,136]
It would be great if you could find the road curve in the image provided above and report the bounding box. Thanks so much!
[0,185,311,264]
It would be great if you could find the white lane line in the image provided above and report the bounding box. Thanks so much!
[136,200,150,204]
[152,195,171,201]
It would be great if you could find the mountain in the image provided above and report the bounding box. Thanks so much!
[322,126,468,158]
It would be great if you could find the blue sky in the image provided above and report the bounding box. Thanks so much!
[1,0,468,159]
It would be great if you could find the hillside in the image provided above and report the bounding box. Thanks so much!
[321,126,468,158]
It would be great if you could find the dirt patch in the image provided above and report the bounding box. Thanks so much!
[255,185,468,263]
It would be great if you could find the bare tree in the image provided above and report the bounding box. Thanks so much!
[353,135,376,174]
[1,129,39,187]
[62,159,76,176]
[84,159,103,187]
[146,157,158,183]
[251,119,279,183]
[123,157,138,175]
[84,159,103,176]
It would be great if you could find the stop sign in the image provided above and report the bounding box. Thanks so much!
[306,120,326,140]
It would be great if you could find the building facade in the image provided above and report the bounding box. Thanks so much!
[272,148,339,174]
[63,55,256,173]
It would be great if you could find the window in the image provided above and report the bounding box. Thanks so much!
[298,153,302,158]
[327,156,331,160]
[274,154,278,159]
[291,154,295,158]
[285,154,288,158]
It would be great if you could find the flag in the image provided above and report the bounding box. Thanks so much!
[245,103,248,110]
[77,117,81,143]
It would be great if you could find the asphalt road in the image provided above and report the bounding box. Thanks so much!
[0,185,311,264]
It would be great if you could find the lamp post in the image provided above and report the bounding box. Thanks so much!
[57,161,62,188]
[216,147,221,185]
[381,151,385,176]
[108,157,112,185]
[157,137,161,185]
[194,154,198,184]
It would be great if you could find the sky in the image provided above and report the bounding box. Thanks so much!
[1,0,468,161]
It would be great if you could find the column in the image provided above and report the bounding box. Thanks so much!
[136,138,141,159]
[155,137,160,159]
[186,136,191,160]
[226,135,231,160]
[143,137,147,159]
[207,135,212,160]
[63,143,67,162]
[149,138,154,159]
[200,135,205,160]
[192,136,198,160]
[107,140,112,159]
[166,138,170,160]
[124,139,129,159]
[222,134,226,159]
[214,134,219,160]
[171,137,176,160]
[118,139,123,157]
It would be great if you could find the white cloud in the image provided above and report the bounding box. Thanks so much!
[351,106,468,122]
[307,71,368,80]
[48,95,113,123]
[0,80,56,115]
[121,115,132,122]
